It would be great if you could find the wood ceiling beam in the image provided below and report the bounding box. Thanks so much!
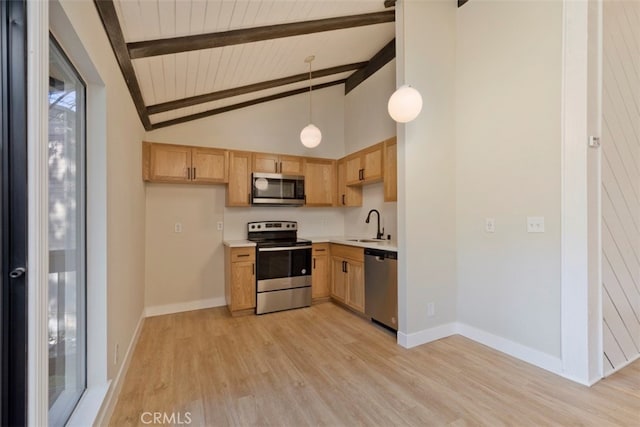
[93,0,152,130]
[384,0,397,8]
[128,11,396,59]
[147,62,367,115]
[458,0,471,7]
[151,80,346,130]
[344,39,395,95]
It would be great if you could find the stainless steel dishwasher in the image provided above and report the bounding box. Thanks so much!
[364,248,398,331]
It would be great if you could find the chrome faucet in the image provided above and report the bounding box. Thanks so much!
[365,209,384,240]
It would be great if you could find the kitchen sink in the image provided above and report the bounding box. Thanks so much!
[346,238,384,243]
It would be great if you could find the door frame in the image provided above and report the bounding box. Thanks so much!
[1,0,29,425]
[26,1,50,425]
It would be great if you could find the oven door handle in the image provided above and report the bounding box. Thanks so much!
[258,245,312,252]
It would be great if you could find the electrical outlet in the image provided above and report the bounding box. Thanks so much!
[527,216,545,233]
[427,303,435,317]
[114,343,119,365]
[485,218,496,233]
[217,221,223,231]
[174,222,182,233]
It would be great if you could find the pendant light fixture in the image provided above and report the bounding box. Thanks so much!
[387,1,423,123]
[388,84,422,123]
[300,55,322,148]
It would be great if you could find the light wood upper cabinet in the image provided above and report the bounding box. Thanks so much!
[304,158,336,206]
[312,243,330,300]
[252,152,304,174]
[337,159,362,207]
[144,143,191,182]
[280,155,304,174]
[142,142,227,184]
[227,150,252,207]
[345,154,363,186]
[192,147,228,183]
[362,144,384,182]
[383,137,397,202]
[224,246,256,314]
[343,142,384,186]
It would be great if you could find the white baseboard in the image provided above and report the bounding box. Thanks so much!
[94,313,145,427]
[397,322,573,383]
[144,296,227,318]
[456,322,564,378]
[397,322,457,348]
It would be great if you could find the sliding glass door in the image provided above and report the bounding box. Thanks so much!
[48,37,87,426]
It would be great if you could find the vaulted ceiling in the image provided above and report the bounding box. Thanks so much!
[94,0,468,131]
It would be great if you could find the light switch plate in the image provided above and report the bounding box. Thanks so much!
[485,218,496,233]
[217,221,223,231]
[527,216,545,233]
[174,222,183,233]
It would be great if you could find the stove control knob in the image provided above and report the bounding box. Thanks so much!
[257,225,261,229]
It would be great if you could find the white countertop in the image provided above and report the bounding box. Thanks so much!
[223,240,256,248]
[303,236,398,252]
[224,236,397,252]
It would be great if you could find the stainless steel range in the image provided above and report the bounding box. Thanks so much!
[247,221,312,314]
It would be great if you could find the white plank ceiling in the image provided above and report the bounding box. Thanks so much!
[97,0,397,129]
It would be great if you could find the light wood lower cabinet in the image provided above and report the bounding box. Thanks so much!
[330,244,365,313]
[312,243,330,301]
[224,246,256,315]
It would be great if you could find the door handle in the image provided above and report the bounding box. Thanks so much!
[9,267,26,279]
[342,194,345,205]
[344,261,348,273]
[313,258,316,269]
[187,167,191,179]
[192,167,196,180]
[252,263,255,275]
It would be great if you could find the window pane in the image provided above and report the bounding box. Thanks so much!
[48,38,86,427]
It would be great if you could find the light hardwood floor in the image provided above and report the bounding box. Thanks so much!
[110,303,640,426]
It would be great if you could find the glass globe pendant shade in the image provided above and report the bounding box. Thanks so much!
[300,123,322,148]
[388,84,423,123]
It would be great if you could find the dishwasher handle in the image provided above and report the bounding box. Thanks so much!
[364,248,397,260]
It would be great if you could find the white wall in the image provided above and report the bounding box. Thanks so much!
[456,0,563,357]
[344,60,397,154]
[144,87,348,309]
[398,0,458,340]
[145,185,226,312]
[146,85,346,159]
[344,60,398,241]
[57,0,147,381]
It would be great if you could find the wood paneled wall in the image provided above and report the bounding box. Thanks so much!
[601,0,640,375]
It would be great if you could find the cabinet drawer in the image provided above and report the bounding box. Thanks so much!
[230,247,256,262]
[330,244,363,262]
[312,243,330,255]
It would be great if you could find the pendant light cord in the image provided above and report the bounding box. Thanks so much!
[308,60,313,123]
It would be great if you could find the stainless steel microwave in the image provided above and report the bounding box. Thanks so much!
[251,172,305,206]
